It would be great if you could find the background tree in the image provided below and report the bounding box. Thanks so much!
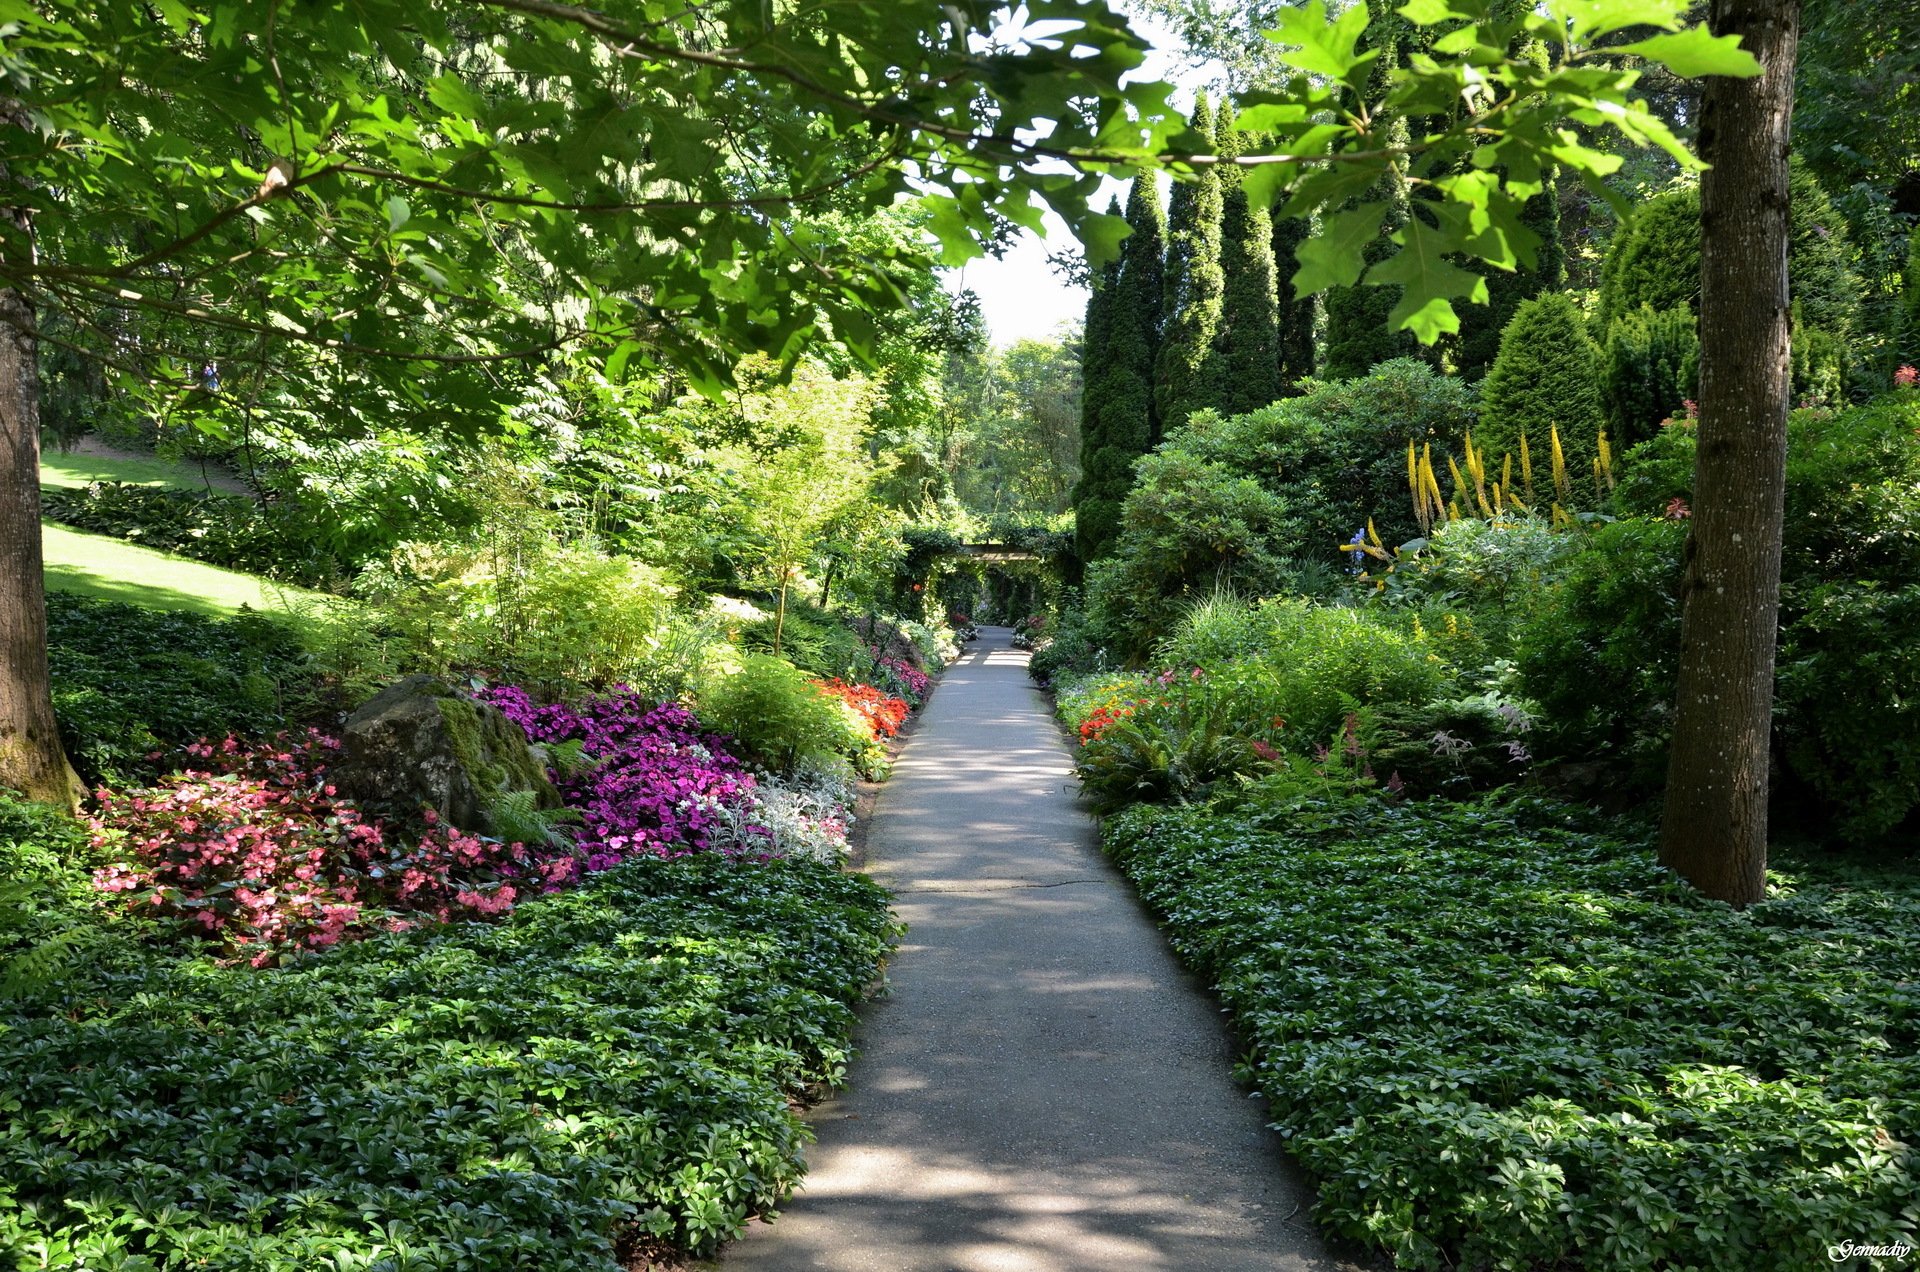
[1074,181,1164,562]
[1272,206,1319,392]
[1478,294,1608,486]
[1157,95,1227,432]
[1659,0,1802,907]
[1210,108,1282,414]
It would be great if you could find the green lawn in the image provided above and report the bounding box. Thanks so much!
[41,522,327,618]
[39,447,236,491]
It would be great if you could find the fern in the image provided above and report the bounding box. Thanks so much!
[484,788,579,849]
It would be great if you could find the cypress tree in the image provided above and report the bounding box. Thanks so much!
[1478,292,1606,488]
[1452,177,1564,380]
[1324,4,1418,380]
[1156,94,1225,433]
[1071,199,1124,563]
[1075,183,1163,563]
[1209,104,1281,415]
[1272,209,1316,392]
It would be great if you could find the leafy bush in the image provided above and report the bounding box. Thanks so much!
[40,480,346,586]
[1103,792,1919,1272]
[1369,515,1583,649]
[1596,169,1860,398]
[1356,695,1537,797]
[354,541,678,695]
[1154,590,1274,669]
[1602,303,1698,444]
[1254,600,1449,744]
[1583,393,1920,829]
[1477,293,1606,486]
[0,853,896,1266]
[694,654,871,774]
[1171,357,1477,553]
[47,594,324,787]
[1083,450,1298,658]
[90,733,529,962]
[1071,669,1269,812]
[1514,519,1688,782]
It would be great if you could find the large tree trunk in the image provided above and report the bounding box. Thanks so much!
[0,282,81,808]
[1657,0,1800,907]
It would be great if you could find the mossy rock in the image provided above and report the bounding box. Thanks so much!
[333,675,561,836]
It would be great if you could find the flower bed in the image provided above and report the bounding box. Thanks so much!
[88,732,529,963]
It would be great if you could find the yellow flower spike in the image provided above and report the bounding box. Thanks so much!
[1447,454,1469,501]
[1519,431,1536,501]
[1502,452,1513,494]
[1493,481,1506,515]
[1550,425,1571,503]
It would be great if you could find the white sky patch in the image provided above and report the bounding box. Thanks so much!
[942,5,1224,348]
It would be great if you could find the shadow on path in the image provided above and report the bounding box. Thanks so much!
[722,628,1362,1272]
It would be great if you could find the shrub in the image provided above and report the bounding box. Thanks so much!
[1477,293,1607,489]
[1103,792,1920,1272]
[694,655,871,774]
[1368,515,1581,649]
[1593,392,1920,827]
[1777,582,1920,837]
[1256,600,1450,744]
[355,541,678,695]
[0,853,896,1265]
[1082,450,1297,658]
[39,481,346,586]
[1514,519,1688,782]
[1596,168,1860,398]
[1171,357,1478,552]
[1602,303,1698,444]
[47,594,324,787]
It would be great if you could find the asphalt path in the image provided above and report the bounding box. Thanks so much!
[722,627,1358,1272]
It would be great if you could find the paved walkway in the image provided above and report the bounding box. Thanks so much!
[723,628,1355,1272]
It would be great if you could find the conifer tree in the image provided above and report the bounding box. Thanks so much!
[1452,178,1564,380]
[1074,184,1162,562]
[1210,105,1281,414]
[1272,210,1317,392]
[1071,199,1125,562]
[1156,94,1226,433]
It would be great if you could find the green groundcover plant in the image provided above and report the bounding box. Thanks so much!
[0,840,897,1268]
[1103,791,1918,1272]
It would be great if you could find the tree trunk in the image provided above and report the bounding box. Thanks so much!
[1658,0,1800,907]
[0,282,82,809]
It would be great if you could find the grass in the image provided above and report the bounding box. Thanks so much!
[38,447,230,491]
[41,521,328,618]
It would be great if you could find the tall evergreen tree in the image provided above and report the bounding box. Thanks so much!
[1210,105,1281,414]
[1156,95,1226,433]
[1272,210,1317,392]
[1074,185,1161,563]
[1071,199,1125,565]
[1452,177,1564,380]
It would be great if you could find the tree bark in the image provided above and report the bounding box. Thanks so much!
[1658,0,1800,907]
[0,281,82,808]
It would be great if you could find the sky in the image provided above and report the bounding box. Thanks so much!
[940,7,1221,348]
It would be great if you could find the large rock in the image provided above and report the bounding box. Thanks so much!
[333,675,561,836]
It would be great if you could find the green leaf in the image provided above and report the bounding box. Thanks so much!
[1291,201,1389,297]
[1613,28,1763,78]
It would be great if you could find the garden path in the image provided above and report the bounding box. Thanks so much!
[721,627,1358,1272]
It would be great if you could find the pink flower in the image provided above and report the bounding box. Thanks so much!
[1665,497,1692,520]
[1896,365,1918,388]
